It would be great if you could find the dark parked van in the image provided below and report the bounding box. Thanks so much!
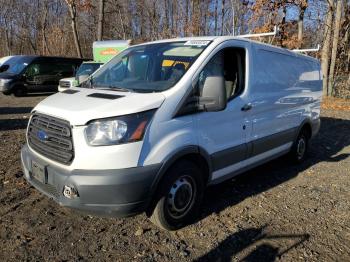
[0,56,85,96]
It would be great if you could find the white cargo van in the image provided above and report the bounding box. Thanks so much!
[21,37,322,230]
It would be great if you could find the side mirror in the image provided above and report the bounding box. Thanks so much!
[77,74,89,85]
[199,76,227,112]
[0,64,9,73]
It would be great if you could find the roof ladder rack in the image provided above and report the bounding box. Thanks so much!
[237,26,278,38]
[292,45,320,53]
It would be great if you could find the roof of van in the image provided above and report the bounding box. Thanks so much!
[5,55,87,60]
[93,40,131,48]
[135,36,319,63]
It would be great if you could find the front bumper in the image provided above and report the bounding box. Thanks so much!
[21,144,161,217]
[0,82,11,93]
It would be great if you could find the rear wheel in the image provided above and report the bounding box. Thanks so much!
[289,128,310,163]
[149,160,204,231]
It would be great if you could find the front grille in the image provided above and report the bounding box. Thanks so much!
[59,80,71,88]
[27,114,74,165]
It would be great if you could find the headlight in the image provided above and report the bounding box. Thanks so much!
[85,109,156,146]
[0,79,12,84]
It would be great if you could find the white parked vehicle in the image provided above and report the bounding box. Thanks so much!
[58,62,103,92]
[21,37,322,230]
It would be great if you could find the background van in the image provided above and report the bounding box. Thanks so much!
[0,56,85,96]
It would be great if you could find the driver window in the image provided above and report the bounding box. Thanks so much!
[26,64,41,77]
[196,47,245,100]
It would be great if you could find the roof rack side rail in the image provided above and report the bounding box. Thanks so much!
[292,45,320,53]
[237,26,278,38]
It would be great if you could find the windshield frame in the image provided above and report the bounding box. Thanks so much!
[90,41,212,93]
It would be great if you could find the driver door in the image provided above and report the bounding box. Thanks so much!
[194,45,249,182]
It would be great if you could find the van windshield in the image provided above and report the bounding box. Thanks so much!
[5,56,34,75]
[91,41,210,92]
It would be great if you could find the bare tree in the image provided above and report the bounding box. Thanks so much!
[297,0,308,44]
[97,0,105,41]
[65,0,82,58]
[321,0,334,96]
[328,0,343,95]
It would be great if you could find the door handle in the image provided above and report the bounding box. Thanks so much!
[241,103,252,112]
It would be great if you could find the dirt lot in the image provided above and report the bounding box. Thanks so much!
[0,93,350,261]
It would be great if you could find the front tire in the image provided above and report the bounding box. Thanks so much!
[149,160,204,231]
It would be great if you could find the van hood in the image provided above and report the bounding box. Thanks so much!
[33,88,165,125]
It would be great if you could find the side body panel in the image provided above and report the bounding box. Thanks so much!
[248,45,322,146]
[209,45,323,183]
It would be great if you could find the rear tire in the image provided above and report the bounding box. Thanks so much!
[289,128,310,163]
[149,160,204,231]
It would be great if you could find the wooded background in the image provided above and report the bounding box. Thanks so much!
[0,0,349,97]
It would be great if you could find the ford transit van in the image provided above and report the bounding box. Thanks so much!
[21,37,322,230]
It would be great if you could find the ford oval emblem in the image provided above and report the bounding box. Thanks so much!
[37,130,48,141]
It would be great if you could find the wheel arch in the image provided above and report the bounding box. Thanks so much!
[146,145,211,217]
[149,146,212,196]
[296,119,313,142]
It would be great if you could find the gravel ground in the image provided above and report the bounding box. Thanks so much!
[0,93,350,261]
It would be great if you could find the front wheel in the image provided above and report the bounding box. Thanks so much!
[148,160,204,231]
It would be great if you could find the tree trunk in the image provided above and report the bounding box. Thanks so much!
[67,2,82,58]
[42,6,51,55]
[297,1,308,45]
[280,5,287,47]
[118,8,126,40]
[4,28,11,55]
[230,0,235,35]
[97,0,105,41]
[214,0,219,35]
[328,0,343,96]
[321,0,334,96]
[221,0,226,35]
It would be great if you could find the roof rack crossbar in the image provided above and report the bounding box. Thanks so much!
[292,45,320,53]
[237,26,278,38]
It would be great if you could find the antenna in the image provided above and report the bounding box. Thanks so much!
[237,26,278,38]
[292,45,320,53]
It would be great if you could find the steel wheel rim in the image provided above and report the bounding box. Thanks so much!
[167,175,196,219]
